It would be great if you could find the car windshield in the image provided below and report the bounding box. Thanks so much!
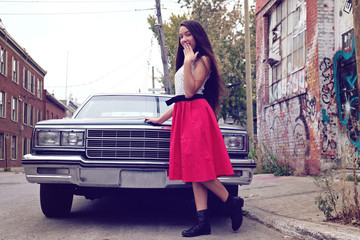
[74,95,171,119]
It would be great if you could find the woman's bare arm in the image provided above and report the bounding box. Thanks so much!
[145,105,174,125]
[182,44,211,98]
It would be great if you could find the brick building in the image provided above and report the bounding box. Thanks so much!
[255,0,357,174]
[0,25,66,170]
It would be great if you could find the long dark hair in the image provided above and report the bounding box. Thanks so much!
[175,20,224,114]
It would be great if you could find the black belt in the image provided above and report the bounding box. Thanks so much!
[165,94,205,106]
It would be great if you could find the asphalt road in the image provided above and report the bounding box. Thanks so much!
[0,172,298,240]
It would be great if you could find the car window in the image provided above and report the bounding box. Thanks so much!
[159,97,171,116]
[75,95,169,119]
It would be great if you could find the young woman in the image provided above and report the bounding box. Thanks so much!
[146,20,243,237]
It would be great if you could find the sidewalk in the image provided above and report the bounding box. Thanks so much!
[241,174,360,240]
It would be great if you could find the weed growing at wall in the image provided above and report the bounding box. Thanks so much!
[314,143,360,226]
[249,143,292,176]
[314,171,339,220]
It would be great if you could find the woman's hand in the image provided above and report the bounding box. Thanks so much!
[145,117,164,125]
[183,43,198,63]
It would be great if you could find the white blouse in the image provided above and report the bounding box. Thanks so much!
[174,61,209,96]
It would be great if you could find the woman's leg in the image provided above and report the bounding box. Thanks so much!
[201,178,229,202]
[202,179,243,231]
[182,182,211,237]
[192,182,208,210]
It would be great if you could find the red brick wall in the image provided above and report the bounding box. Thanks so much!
[0,46,45,168]
[256,0,322,175]
[45,90,66,120]
[255,0,357,175]
[0,29,63,169]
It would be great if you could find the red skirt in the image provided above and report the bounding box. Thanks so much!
[169,98,234,182]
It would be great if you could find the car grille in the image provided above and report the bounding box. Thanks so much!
[86,129,171,160]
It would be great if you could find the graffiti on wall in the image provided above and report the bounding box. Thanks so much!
[320,57,337,154]
[264,95,310,170]
[333,36,360,149]
[343,0,352,14]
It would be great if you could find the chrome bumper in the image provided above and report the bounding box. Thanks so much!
[22,154,255,188]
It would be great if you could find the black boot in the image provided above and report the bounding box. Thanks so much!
[225,195,244,231]
[182,209,211,237]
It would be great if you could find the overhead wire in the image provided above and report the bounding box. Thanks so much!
[47,43,153,88]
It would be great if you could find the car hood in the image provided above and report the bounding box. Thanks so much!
[35,117,171,126]
[35,117,246,132]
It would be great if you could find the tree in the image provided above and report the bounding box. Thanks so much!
[148,0,256,125]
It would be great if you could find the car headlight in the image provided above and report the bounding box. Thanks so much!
[36,130,84,147]
[224,135,244,150]
[37,131,60,146]
[61,132,84,146]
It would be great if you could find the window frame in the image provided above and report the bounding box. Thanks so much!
[30,73,35,94]
[11,135,17,160]
[23,137,30,156]
[23,68,29,91]
[12,58,19,84]
[11,96,18,122]
[0,91,5,118]
[0,133,4,160]
[29,105,34,126]
[268,0,306,103]
[37,109,42,123]
[37,79,42,99]
[0,46,7,76]
[23,102,28,125]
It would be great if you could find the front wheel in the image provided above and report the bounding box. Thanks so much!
[40,184,74,218]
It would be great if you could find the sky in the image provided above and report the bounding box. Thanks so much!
[0,0,184,105]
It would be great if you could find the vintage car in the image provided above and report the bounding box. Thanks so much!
[22,94,256,217]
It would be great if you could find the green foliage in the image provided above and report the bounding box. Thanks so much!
[314,171,339,220]
[147,0,256,124]
[250,144,292,176]
[345,174,360,182]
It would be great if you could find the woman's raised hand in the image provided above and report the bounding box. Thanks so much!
[183,43,198,63]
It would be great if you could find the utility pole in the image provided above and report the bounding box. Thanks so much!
[353,1,360,111]
[152,66,155,94]
[155,0,172,94]
[244,0,254,149]
[65,51,69,105]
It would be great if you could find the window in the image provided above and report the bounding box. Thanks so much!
[0,46,6,76]
[30,73,35,94]
[268,0,306,102]
[23,138,29,156]
[11,135,17,160]
[0,133,4,160]
[0,91,5,118]
[37,109,42,123]
[37,79,42,99]
[23,68,29,90]
[11,97,18,122]
[30,106,34,126]
[23,102,28,125]
[12,58,19,83]
[46,110,49,120]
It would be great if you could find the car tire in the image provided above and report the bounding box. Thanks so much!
[40,184,74,218]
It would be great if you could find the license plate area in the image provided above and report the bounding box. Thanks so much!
[120,170,167,188]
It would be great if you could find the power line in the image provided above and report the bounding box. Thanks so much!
[0,8,155,15]
[0,0,152,3]
[47,44,153,88]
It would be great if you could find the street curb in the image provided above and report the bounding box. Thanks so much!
[0,167,24,173]
[245,205,360,240]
